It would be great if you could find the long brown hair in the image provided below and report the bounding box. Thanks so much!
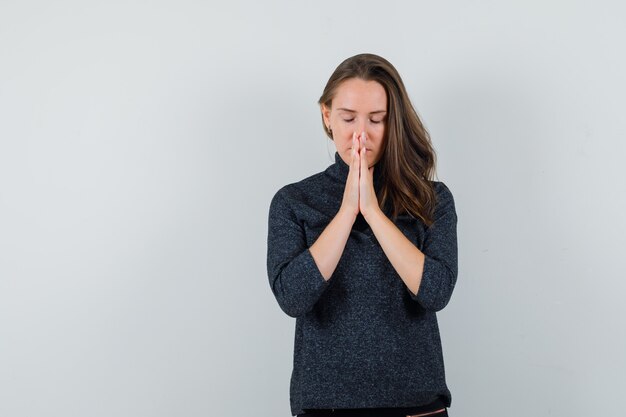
[318,53,439,226]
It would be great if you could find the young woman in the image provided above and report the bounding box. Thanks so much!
[267,53,458,417]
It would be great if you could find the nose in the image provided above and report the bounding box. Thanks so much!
[356,119,366,136]
[354,123,369,142]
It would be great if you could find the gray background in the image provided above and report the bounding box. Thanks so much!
[1,1,625,416]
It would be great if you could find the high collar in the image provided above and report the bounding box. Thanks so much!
[326,151,384,190]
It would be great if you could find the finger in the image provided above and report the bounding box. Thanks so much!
[352,132,360,179]
[360,134,368,177]
[360,131,367,158]
[363,132,370,171]
[360,152,367,183]
[363,132,372,176]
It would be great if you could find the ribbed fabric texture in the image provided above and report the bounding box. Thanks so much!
[266,151,458,416]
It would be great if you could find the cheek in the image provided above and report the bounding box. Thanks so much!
[371,124,385,139]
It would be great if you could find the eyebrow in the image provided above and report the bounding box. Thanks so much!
[336,108,387,114]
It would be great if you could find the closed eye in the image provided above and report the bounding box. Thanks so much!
[343,118,383,124]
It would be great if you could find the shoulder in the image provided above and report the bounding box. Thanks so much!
[269,171,327,211]
[429,180,457,218]
[430,180,454,200]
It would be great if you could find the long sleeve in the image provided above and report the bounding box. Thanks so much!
[271,155,455,414]
[266,189,330,318]
[408,182,459,312]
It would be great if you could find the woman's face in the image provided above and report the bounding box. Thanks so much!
[321,78,387,168]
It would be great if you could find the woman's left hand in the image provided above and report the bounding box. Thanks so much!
[358,131,380,219]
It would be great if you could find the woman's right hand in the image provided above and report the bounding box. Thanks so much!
[340,132,360,219]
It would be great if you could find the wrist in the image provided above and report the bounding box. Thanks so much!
[338,206,358,223]
[363,206,384,223]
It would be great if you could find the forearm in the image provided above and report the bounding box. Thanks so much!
[309,208,356,281]
[364,208,425,296]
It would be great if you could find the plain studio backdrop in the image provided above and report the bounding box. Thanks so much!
[1,1,625,416]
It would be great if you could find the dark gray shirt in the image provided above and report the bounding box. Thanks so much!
[267,152,458,416]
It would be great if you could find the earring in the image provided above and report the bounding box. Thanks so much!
[327,125,332,135]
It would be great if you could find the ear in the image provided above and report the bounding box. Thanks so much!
[320,103,331,127]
